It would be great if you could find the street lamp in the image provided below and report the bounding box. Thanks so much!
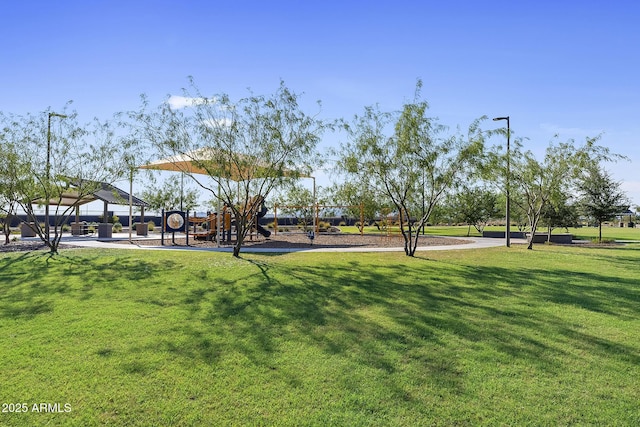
[45,112,67,238]
[493,116,510,247]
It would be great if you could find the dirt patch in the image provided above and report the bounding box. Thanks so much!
[118,232,472,250]
[1,233,472,253]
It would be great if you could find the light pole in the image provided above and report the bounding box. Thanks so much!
[493,116,510,247]
[311,175,317,233]
[45,112,67,239]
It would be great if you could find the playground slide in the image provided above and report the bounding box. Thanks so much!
[255,198,271,238]
[256,224,271,238]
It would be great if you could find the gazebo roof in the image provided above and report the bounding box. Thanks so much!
[37,180,149,208]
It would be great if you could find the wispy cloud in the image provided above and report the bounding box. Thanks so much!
[202,118,233,128]
[539,123,604,138]
[167,95,212,109]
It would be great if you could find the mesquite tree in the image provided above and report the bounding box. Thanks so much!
[0,110,130,254]
[128,80,325,257]
[337,81,484,256]
[448,186,501,236]
[493,136,625,249]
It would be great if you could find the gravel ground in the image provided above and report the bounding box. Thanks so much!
[0,233,470,253]
[118,232,473,249]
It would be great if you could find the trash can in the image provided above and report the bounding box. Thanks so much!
[98,223,113,238]
[21,223,36,237]
[136,222,149,236]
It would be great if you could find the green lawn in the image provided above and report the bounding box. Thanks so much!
[1,244,639,425]
[345,224,640,242]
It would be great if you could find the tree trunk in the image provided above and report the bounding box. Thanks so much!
[233,225,246,257]
[401,229,411,256]
[527,220,540,250]
[3,222,9,245]
[598,221,603,243]
[45,239,58,254]
[406,219,419,257]
[2,214,12,244]
[410,231,420,256]
[400,224,418,257]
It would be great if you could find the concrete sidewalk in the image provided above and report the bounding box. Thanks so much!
[23,233,523,254]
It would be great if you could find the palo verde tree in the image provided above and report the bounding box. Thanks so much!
[336,81,485,256]
[0,138,23,245]
[488,135,624,249]
[448,185,501,236]
[140,175,200,212]
[328,180,391,229]
[128,80,325,257]
[273,182,320,231]
[539,193,579,241]
[577,164,629,242]
[0,109,132,254]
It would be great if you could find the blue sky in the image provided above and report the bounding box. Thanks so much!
[2,1,640,208]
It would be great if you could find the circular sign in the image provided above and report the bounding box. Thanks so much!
[166,212,185,231]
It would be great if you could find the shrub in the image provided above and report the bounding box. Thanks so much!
[112,222,123,232]
[590,237,616,244]
[147,221,155,232]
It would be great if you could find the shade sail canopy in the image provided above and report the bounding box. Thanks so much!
[139,152,210,175]
[139,148,310,181]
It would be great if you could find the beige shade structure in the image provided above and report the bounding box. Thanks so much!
[138,148,310,181]
[138,148,317,244]
[138,151,211,176]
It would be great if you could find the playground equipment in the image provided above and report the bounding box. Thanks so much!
[188,206,234,242]
[178,197,271,244]
[189,213,218,240]
[255,200,271,238]
[244,195,271,240]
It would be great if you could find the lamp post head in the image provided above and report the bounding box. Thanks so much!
[493,116,509,121]
[49,112,68,119]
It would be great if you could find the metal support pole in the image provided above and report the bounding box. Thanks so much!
[312,176,317,233]
[493,116,511,247]
[129,169,133,243]
[274,204,278,235]
[506,118,511,248]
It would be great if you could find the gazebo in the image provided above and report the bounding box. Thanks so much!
[35,180,149,238]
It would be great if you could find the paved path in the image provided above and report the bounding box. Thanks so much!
[34,233,525,253]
